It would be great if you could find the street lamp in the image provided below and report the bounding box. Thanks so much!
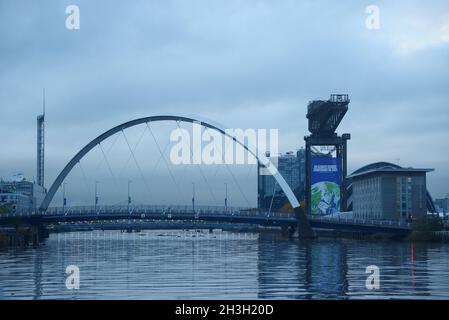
[127,180,132,214]
[62,182,67,215]
[224,182,228,212]
[192,182,195,212]
[94,181,99,214]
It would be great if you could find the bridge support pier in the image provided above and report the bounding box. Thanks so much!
[294,207,316,239]
[37,224,50,242]
[281,226,294,237]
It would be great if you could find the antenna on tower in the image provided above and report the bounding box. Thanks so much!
[43,88,46,116]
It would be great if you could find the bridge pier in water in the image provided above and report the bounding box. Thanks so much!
[294,207,316,239]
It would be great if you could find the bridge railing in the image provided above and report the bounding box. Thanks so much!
[2,205,410,229]
[42,205,292,221]
[307,214,411,229]
[44,205,253,216]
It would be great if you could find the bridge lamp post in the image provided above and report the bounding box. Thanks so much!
[224,183,228,212]
[62,182,67,215]
[94,181,99,214]
[127,180,132,214]
[192,182,195,213]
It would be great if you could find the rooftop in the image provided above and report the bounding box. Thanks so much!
[348,166,434,179]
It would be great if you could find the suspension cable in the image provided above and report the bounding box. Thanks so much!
[152,139,171,171]
[212,162,221,178]
[99,142,119,190]
[118,125,147,178]
[223,162,252,208]
[169,121,196,190]
[93,133,120,172]
[121,129,152,201]
[203,126,251,208]
[268,180,278,214]
[146,121,183,197]
[178,122,218,206]
[77,160,92,202]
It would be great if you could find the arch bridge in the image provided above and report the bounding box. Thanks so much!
[38,115,315,238]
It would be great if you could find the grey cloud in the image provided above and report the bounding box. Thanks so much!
[1,0,448,205]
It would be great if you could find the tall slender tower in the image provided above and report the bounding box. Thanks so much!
[37,89,45,187]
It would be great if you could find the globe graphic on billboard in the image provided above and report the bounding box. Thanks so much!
[311,181,340,214]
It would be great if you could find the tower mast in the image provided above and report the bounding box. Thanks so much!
[37,89,45,187]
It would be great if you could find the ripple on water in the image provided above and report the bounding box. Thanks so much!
[1,231,449,299]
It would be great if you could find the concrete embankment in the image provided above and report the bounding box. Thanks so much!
[408,230,449,242]
[0,225,49,247]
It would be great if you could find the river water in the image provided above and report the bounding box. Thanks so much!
[1,230,449,299]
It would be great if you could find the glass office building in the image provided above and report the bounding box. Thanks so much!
[258,148,305,212]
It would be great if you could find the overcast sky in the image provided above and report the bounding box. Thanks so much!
[1,0,448,207]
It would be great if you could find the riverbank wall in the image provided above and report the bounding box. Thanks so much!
[0,225,49,247]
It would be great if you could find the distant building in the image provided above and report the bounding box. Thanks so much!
[349,165,433,222]
[258,149,305,211]
[0,177,46,214]
[0,107,47,215]
[435,198,449,213]
[0,193,32,214]
[345,162,437,214]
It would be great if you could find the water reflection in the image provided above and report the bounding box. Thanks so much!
[33,248,43,300]
[1,230,449,299]
[256,235,440,299]
[257,237,349,299]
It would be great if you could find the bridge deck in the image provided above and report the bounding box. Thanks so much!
[0,205,411,235]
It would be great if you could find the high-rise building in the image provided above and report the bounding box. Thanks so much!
[258,148,306,211]
[37,91,45,188]
[0,102,47,215]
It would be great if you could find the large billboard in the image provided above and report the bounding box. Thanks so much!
[311,157,340,215]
